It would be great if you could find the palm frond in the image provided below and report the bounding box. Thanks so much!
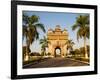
[72,24,78,30]
[40,39,44,44]
[35,23,46,33]
[23,14,29,24]
[30,15,39,24]
[40,36,49,49]
[23,25,27,36]
[67,39,75,50]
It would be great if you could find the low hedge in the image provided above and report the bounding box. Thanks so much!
[67,56,89,63]
[23,56,51,65]
[74,57,89,62]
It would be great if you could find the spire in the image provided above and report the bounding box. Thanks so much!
[55,25,61,31]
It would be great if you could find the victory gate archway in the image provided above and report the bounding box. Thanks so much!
[47,25,69,57]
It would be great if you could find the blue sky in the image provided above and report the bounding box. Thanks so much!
[23,11,89,53]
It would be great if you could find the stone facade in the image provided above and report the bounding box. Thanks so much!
[47,25,69,57]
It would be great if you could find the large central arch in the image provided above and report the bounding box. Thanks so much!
[47,25,69,57]
[55,47,61,57]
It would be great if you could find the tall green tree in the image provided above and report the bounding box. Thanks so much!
[66,39,75,55]
[23,13,46,61]
[72,15,89,58]
[67,40,75,50]
[40,36,50,56]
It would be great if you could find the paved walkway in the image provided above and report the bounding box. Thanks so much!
[23,57,89,68]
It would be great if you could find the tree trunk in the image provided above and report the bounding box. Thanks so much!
[84,36,88,59]
[44,48,46,56]
[25,39,30,61]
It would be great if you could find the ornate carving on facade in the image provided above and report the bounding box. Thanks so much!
[47,25,69,57]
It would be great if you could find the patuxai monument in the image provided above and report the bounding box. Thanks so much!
[47,25,69,57]
[22,12,90,69]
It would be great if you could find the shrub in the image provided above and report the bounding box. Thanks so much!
[30,52,41,56]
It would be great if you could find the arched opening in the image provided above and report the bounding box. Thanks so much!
[54,47,61,57]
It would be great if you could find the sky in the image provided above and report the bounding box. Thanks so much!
[22,11,89,53]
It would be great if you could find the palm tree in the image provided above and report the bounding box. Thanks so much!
[66,39,75,55]
[72,15,89,59]
[40,36,50,56]
[23,13,46,61]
